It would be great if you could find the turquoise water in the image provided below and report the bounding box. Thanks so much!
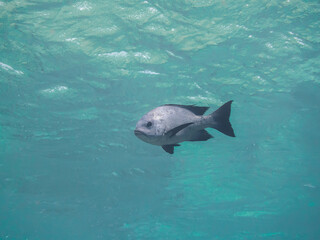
[1,0,320,239]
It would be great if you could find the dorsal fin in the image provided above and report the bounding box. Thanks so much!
[164,104,209,115]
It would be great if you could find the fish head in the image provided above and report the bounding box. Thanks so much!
[134,111,166,145]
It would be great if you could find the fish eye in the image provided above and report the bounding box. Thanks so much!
[146,121,152,128]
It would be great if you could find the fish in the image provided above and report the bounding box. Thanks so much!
[134,100,235,154]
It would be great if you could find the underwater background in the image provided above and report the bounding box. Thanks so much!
[1,0,320,239]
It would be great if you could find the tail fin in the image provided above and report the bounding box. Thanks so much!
[209,100,235,137]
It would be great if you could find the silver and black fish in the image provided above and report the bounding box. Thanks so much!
[134,100,235,154]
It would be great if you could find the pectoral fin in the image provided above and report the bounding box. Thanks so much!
[162,144,180,154]
[165,122,193,138]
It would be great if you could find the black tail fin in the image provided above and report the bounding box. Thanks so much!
[209,100,235,137]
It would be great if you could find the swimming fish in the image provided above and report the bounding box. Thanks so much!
[134,100,235,154]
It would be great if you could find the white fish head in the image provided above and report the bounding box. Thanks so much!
[134,110,166,145]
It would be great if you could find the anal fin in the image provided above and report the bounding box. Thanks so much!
[188,129,213,142]
[162,144,180,154]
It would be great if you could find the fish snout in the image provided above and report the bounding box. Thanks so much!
[134,129,146,137]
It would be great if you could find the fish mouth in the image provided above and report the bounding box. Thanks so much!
[134,129,147,136]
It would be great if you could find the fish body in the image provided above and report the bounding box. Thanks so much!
[134,101,235,154]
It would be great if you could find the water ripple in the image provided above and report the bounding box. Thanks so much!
[0,62,24,75]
